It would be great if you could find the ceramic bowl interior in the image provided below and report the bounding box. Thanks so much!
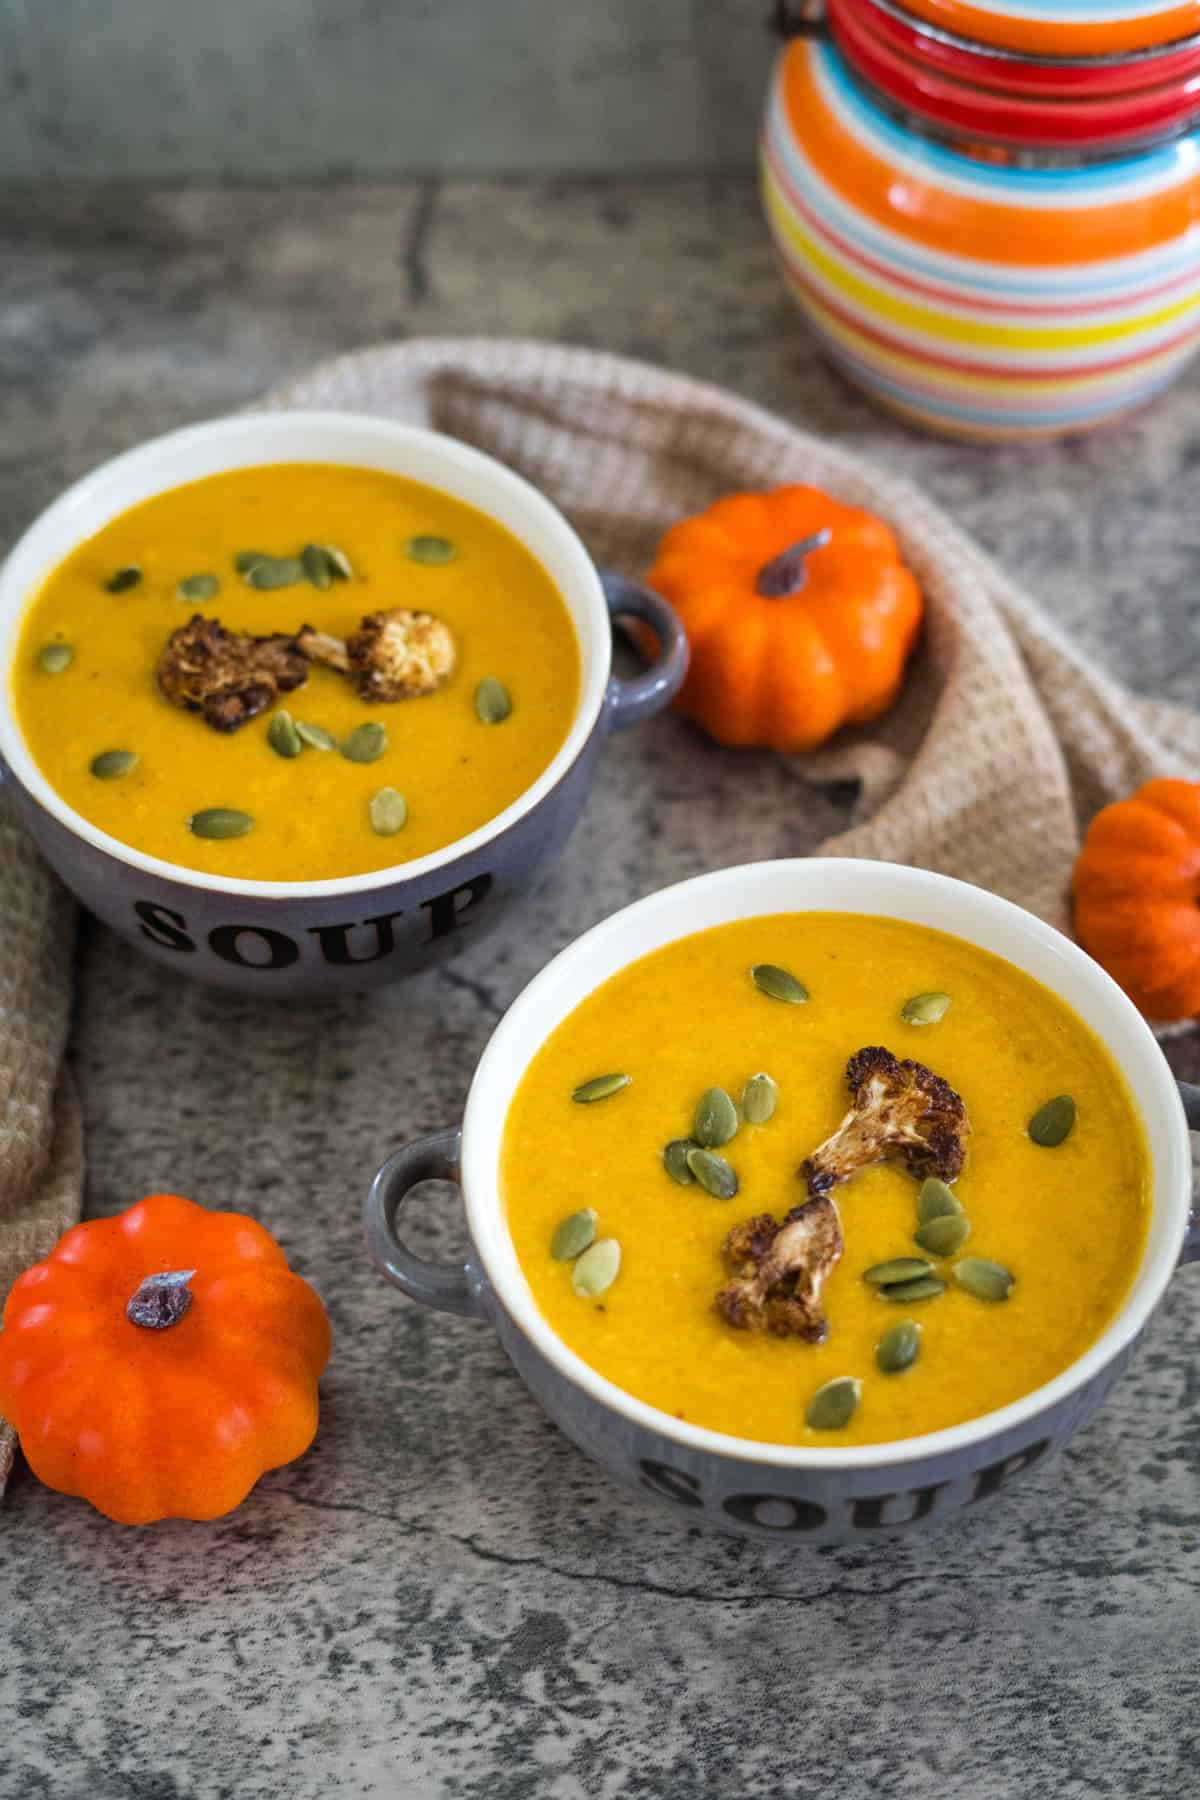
[461,859,1190,1469]
[0,410,611,899]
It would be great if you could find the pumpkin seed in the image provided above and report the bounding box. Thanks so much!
[190,807,254,840]
[104,565,141,593]
[954,1258,1014,1303]
[863,1257,933,1287]
[914,1213,972,1258]
[685,1147,738,1200]
[880,1275,946,1303]
[295,720,336,751]
[876,1319,922,1375]
[245,555,305,591]
[234,550,271,574]
[369,786,408,836]
[663,1138,699,1185]
[301,543,333,590]
[571,1237,621,1298]
[266,710,302,759]
[407,534,457,564]
[806,1376,861,1431]
[90,749,138,780]
[341,722,388,764]
[551,1208,598,1262]
[37,642,73,674]
[742,1072,777,1125]
[322,543,353,581]
[750,963,809,1004]
[694,1086,738,1149]
[917,1177,963,1223]
[176,573,219,602]
[475,677,512,725]
[1028,1094,1076,1147]
[572,1072,631,1104]
[900,990,952,1026]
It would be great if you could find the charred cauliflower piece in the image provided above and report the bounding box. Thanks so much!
[156,615,311,733]
[715,1197,844,1342]
[800,1046,968,1197]
[300,608,456,702]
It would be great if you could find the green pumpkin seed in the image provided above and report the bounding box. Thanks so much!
[914,1213,972,1258]
[685,1147,738,1200]
[245,556,306,591]
[407,534,457,564]
[369,786,408,836]
[694,1086,738,1149]
[571,1238,621,1298]
[863,1257,934,1288]
[89,749,138,780]
[806,1376,861,1431]
[176,573,219,602]
[750,963,809,1004]
[880,1275,946,1303]
[663,1138,699,1185]
[475,677,512,725]
[917,1177,963,1223]
[954,1258,1014,1303]
[322,544,353,581]
[295,721,336,751]
[572,1072,631,1104]
[234,550,271,574]
[900,990,952,1026]
[876,1319,922,1375]
[37,642,73,674]
[551,1208,598,1262]
[104,565,141,593]
[301,543,333,590]
[341,722,388,764]
[742,1072,777,1125]
[1028,1094,1076,1147]
[190,807,254,840]
[266,710,302,759]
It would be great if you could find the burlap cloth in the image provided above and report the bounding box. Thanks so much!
[3,338,1199,1496]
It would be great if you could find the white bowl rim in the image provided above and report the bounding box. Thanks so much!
[462,858,1192,1471]
[0,410,610,899]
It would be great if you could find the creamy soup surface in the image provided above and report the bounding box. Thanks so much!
[502,913,1150,1448]
[12,463,580,881]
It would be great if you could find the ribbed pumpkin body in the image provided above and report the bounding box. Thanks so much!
[1072,778,1200,1021]
[0,1193,331,1524]
[645,486,922,752]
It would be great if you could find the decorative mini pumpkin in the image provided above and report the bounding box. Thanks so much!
[645,485,922,752]
[0,1192,331,1524]
[1072,778,1200,1021]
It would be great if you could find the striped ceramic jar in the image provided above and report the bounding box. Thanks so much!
[761,36,1200,440]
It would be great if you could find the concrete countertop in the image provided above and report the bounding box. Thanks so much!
[2,177,1198,1800]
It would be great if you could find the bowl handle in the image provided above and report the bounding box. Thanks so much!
[600,570,689,733]
[1178,1081,1200,1266]
[363,1128,488,1318]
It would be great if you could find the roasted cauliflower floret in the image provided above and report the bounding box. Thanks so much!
[715,1197,843,1342]
[299,608,456,702]
[800,1046,968,1197]
[156,615,311,733]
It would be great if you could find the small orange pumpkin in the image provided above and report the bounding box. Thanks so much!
[1072,777,1200,1021]
[645,485,922,752]
[0,1192,331,1524]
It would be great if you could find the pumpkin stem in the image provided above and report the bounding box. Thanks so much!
[756,529,832,599]
[126,1269,197,1331]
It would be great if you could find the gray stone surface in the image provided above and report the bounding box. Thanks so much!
[0,0,774,182]
[2,176,1199,1799]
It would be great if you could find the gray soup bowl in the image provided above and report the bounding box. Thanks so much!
[365,859,1200,1544]
[0,411,687,997]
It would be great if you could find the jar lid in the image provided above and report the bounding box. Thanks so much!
[854,0,1200,93]
[830,0,1200,146]
[894,0,1200,56]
